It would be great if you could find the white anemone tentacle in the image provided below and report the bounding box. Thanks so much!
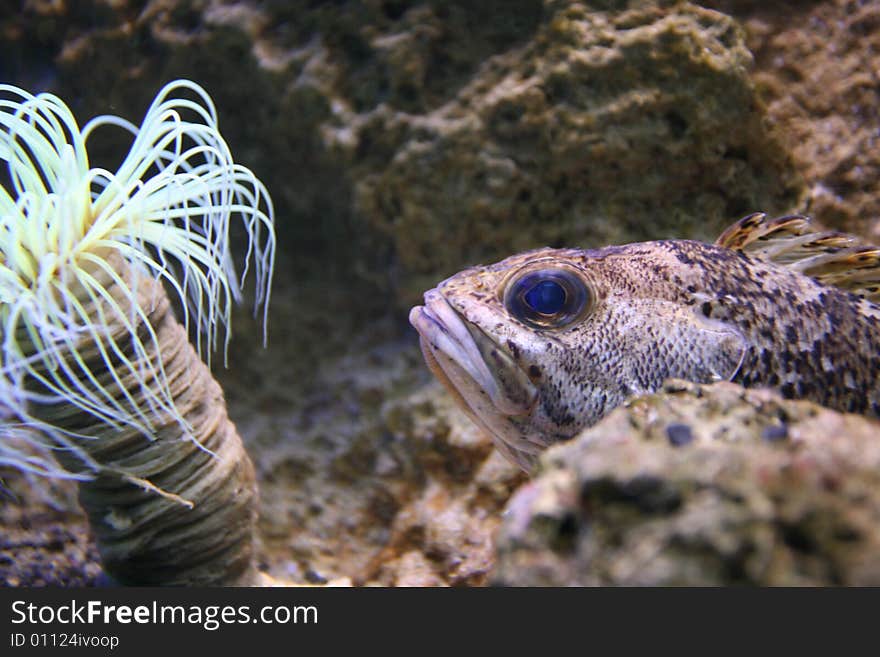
[0,80,275,481]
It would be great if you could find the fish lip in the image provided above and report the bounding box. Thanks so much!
[409,290,536,416]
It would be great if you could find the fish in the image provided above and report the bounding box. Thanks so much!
[409,213,880,471]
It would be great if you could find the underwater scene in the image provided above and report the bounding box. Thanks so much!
[1,0,879,587]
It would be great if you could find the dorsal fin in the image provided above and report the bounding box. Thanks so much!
[715,213,880,302]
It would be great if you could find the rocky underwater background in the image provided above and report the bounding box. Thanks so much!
[2,0,880,586]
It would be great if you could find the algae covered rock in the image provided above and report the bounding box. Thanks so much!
[353,1,804,302]
[706,0,880,242]
[0,468,101,587]
[492,380,880,586]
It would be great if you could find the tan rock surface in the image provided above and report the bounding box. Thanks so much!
[706,0,880,240]
[493,381,880,586]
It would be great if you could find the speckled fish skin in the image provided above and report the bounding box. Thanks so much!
[410,217,880,472]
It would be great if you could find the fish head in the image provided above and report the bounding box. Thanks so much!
[410,243,747,472]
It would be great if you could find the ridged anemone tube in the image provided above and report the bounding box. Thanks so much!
[0,80,275,586]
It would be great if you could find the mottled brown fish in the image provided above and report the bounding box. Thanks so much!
[409,213,880,471]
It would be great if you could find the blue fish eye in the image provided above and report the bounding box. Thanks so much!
[524,280,567,315]
[504,268,591,330]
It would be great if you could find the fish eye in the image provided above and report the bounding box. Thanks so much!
[504,268,591,329]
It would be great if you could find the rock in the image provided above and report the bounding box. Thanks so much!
[0,466,102,587]
[705,0,880,242]
[355,1,804,303]
[492,381,880,586]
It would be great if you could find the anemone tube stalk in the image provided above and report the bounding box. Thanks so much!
[0,80,275,585]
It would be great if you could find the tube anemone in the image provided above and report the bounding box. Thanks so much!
[0,80,275,585]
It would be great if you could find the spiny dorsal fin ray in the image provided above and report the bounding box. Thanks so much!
[715,213,880,303]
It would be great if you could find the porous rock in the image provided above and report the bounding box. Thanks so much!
[355,1,805,302]
[0,467,102,587]
[492,380,880,586]
[705,0,880,241]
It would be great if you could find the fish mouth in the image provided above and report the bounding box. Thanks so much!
[409,290,541,471]
[409,290,537,416]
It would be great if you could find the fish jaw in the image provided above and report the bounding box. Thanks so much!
[410,289,538,416]
[409,289,541,462]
